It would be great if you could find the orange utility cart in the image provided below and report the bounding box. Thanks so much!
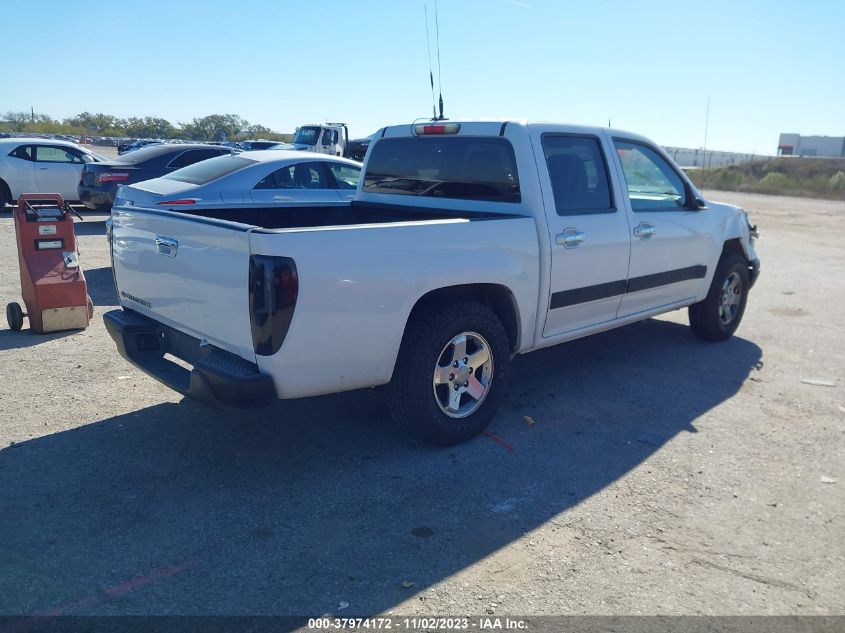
[6,194,92,333]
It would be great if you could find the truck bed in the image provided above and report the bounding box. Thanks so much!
[110,197,540,398]
[153,200,521,230]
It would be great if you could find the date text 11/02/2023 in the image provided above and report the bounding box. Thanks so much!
[307,617,528,630]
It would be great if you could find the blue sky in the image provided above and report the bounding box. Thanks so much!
[3,0,842,153]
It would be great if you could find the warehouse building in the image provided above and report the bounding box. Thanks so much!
[778,134,845,158]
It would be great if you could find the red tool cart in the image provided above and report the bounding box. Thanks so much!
[5,194,93,333]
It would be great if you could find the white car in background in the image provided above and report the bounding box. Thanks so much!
[0,138,104,207]
[116,150,361,210]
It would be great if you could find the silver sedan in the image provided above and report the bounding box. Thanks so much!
[115,150,362,210]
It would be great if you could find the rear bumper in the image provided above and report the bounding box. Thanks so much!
[78,185,115,211]
[103,308,277,409]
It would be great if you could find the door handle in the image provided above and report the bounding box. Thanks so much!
[38,167,49,170]
[633,222,656,239]
[155,236,178,257]
[556,228,585,248]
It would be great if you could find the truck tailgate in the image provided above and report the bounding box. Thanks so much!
[111,208,256,361]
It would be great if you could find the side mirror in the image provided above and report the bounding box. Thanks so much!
[694,196,707,209]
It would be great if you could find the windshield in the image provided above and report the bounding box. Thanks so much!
[113,144,177,164]
[293,126,321,146]
[163,155,256,185]
[363,136,521,203]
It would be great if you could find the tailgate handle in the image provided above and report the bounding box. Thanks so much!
[155,236,178,257]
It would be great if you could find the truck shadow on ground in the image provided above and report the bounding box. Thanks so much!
[0,319,762,624]
[84,266,119,306]
[0,326,80,351]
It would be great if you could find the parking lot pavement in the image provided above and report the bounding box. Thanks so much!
[83,144,118,160]
[0,192,842,621]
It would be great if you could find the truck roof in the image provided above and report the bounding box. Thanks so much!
[379,120,651,144]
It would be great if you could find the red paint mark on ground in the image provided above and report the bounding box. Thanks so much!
[483,430,514,453]
[40,594,101,617]
[16,559,200,633]
[104,560,197,597]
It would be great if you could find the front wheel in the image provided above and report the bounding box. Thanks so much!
[387,301,511,446]
[689,252,750,341]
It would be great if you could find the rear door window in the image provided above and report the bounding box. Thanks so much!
[9,145,34,161]
[364,136,520,202]
[542,135,614,215]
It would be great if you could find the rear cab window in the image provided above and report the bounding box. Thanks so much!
[364,137,520,203]
[163,155,256,185]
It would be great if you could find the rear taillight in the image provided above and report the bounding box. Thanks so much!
[156,199,197,205]
[274,265,298,307]
[249,255,298,356]
[413,123,460,135]
[95,172,130,186]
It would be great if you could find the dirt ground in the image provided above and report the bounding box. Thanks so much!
[0,191,842,621]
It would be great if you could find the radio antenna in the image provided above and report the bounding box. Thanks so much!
[424,5,437,120]
[434,0,444,120]
[702,96,710,193]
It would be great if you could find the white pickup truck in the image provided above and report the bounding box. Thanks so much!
[105,120,760,445]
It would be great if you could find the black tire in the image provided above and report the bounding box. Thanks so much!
[689,251,750,341]
[86,294,94,320]
[6,302,24,331]
[387,301,511,446]
[0,180,11,210]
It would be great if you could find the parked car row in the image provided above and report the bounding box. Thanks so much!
[117,139,284,155]
[1,133,364,212]
[117,139,163,155]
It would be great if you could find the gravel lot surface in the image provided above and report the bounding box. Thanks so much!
[0,192,842,621]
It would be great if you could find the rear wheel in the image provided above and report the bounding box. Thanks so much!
[387,301,511,446]
[689,252,750,341]
[87,294,94,320]
[6,302,24,331]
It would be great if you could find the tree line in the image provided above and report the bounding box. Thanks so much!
[0,111,292,142]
